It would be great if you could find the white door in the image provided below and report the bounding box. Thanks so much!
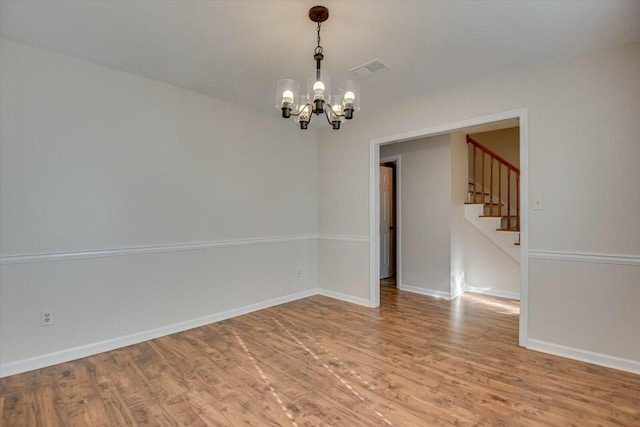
[380,165,394,279]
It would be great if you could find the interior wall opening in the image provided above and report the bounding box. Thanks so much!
[369,110,528,347]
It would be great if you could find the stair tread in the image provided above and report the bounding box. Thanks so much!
[479,215,517,218]
[497,228,520,232]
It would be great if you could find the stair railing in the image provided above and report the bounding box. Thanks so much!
[467,135,520,231]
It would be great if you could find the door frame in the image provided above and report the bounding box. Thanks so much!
[380,155,401,286]
[368,108,529,348]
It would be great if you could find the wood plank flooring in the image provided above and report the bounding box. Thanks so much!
[2,286,639,426]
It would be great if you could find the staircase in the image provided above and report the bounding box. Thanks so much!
[465,136,520,262]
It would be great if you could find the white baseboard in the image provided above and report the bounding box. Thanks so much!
[0,289,317,378]
[316,288,371,307]
[450,285,466,300]
[5,288,638,379]
[527,339,640,376]
[465,286,520,300]
[398,284,451,300]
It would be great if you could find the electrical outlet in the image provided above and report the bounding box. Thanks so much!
[41,309,54,326]
[296,267,302,278]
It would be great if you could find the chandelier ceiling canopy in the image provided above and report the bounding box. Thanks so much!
[276,6,360,130]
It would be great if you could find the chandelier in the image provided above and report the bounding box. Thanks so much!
[276,6,360,130]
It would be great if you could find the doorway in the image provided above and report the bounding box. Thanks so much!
[380,158,398,287]
[368,109,529,348]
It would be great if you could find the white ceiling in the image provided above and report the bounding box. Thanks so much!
[2,0,640,117]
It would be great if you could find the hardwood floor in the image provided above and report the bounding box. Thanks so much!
[2,286,639,426]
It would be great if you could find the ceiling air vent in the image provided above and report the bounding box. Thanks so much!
[350,59,389,79]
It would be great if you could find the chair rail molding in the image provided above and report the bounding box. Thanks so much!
[528,250,640,266]
[0,235,318,265]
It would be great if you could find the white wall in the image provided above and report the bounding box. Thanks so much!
[449,132,468,299]
[381,135,452,295]
[316,127,371,301]
[2,38,639,376]
[378,132,467,299]
[464,222,520,297]
[0,39,318,374]
[317,43,640,368]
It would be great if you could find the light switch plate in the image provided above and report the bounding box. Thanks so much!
[533,195,544,210]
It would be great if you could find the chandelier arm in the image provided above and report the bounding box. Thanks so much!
[323,106,334,125]
[326,103,345,118]
[288,103,312,117]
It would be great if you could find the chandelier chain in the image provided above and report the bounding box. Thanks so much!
[315,20,323,56]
